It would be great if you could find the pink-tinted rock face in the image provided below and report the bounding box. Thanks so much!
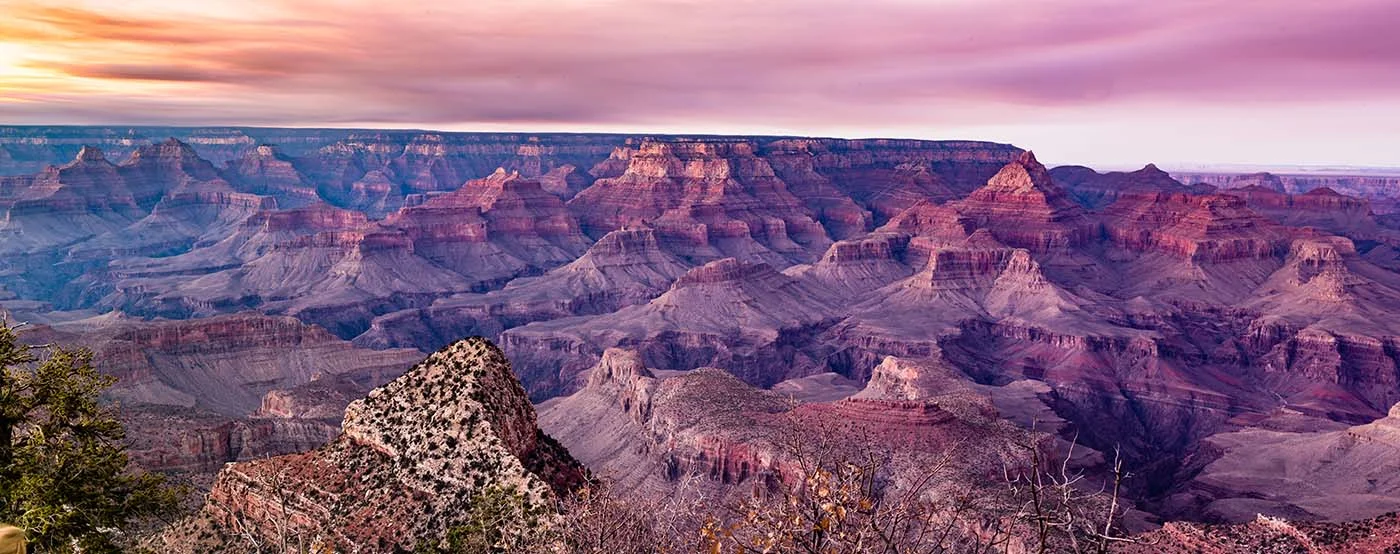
[4,147,141,221]
[248,203,370,233]
[223,144,318,206]
[118,138,224,209]
[568,139,831,263]
[539,350,1034,501]
[166,339,584,553]
[501,256,841,397]
[94,314,421,417]
[952,152,1095,254]
[1101,192,1293,262]
[1222,186,1400,256]
[876,200,972,238]
[13,314,420,482]
[763,137,1023,191]
[1177,171,1290,192]
[1176,170,1400,204]
[123,408,340,476]
[287,133,625,216]
[760,146,873,239]
[385,168,591,278]
[353,226,692,352]
[1050,163,1190,209]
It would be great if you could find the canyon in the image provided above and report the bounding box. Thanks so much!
[4,127,1400,550]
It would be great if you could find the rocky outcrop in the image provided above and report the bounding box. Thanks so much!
[568,139,831,263]
[118,138,225,210]
[502,257,841,397]
[1050,163,1190,209]
[1124,511,1400,553]
[12,314,420,482]
[385,168,592,282]
[952,152,1095,254]
[1237,238,1400,417]
[0,146,144,255]
[89,313,421,414]
[1225,186,1400,251]
[1101,192,1293,263]
[164,338,585,553]
[539,351,1035,500]
[1176,171,1400,204]
[1176,171,1289,192]
[354,226,692,351]
[1165,403,1400,524]
[123,407,340,477]
[784,233,915,298]
[763,138,1023,215]
[223,144,318,207]
[99,169,598,334]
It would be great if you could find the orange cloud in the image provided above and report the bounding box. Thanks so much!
[1,0,1398,166]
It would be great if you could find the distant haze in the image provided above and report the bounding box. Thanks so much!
[1,0,1398,168]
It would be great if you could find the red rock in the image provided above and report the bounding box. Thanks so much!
[386,168,591,279]
[1050,163,1190,209]
[354,226,691,351]
[953,151,1095,254]
[93,314,421,417]
[163,339,584,552]
[1101,192,1293,262]
[223,144,318,207]
[118,138,224,209]
[1125,512,1400,553]
[538,351,1037,501]
[1175,171,1400,203]
[567,139,832,263]
[501,257,840,397]
[1224,186,1400,258]
[123,407,340,477]
[786,233,916,297]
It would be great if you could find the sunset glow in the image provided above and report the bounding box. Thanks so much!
[1,0,1398,167]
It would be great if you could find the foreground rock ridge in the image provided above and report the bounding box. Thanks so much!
[161,338,584,552]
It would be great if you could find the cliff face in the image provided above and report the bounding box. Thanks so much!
[164,338,584,553]
[1050,163,1190,209]
[1101,192,1294,263]
[1175,170,1400,205]
[387,168,592,276]
[568,139,832,264]
[354,226,693,352]
[501,257,841,397]
[952,152,1095,254]
[46,314,426,478]
[96,313,420,417]
[538,349,1035,501]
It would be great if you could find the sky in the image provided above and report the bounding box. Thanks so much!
[1,0,1398,169]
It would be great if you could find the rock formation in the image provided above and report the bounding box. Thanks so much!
[1050,163,1190,209]
[162,338,584,552]
[1161,403,1400,525]
[385,168,592,280]
[538,349,1035,499]
[502,257,840,397]
[952,151,1095,254]
[354,226,692,351]
[223,144,319,208]
[23,313,422,479]
[568,139,831,264]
